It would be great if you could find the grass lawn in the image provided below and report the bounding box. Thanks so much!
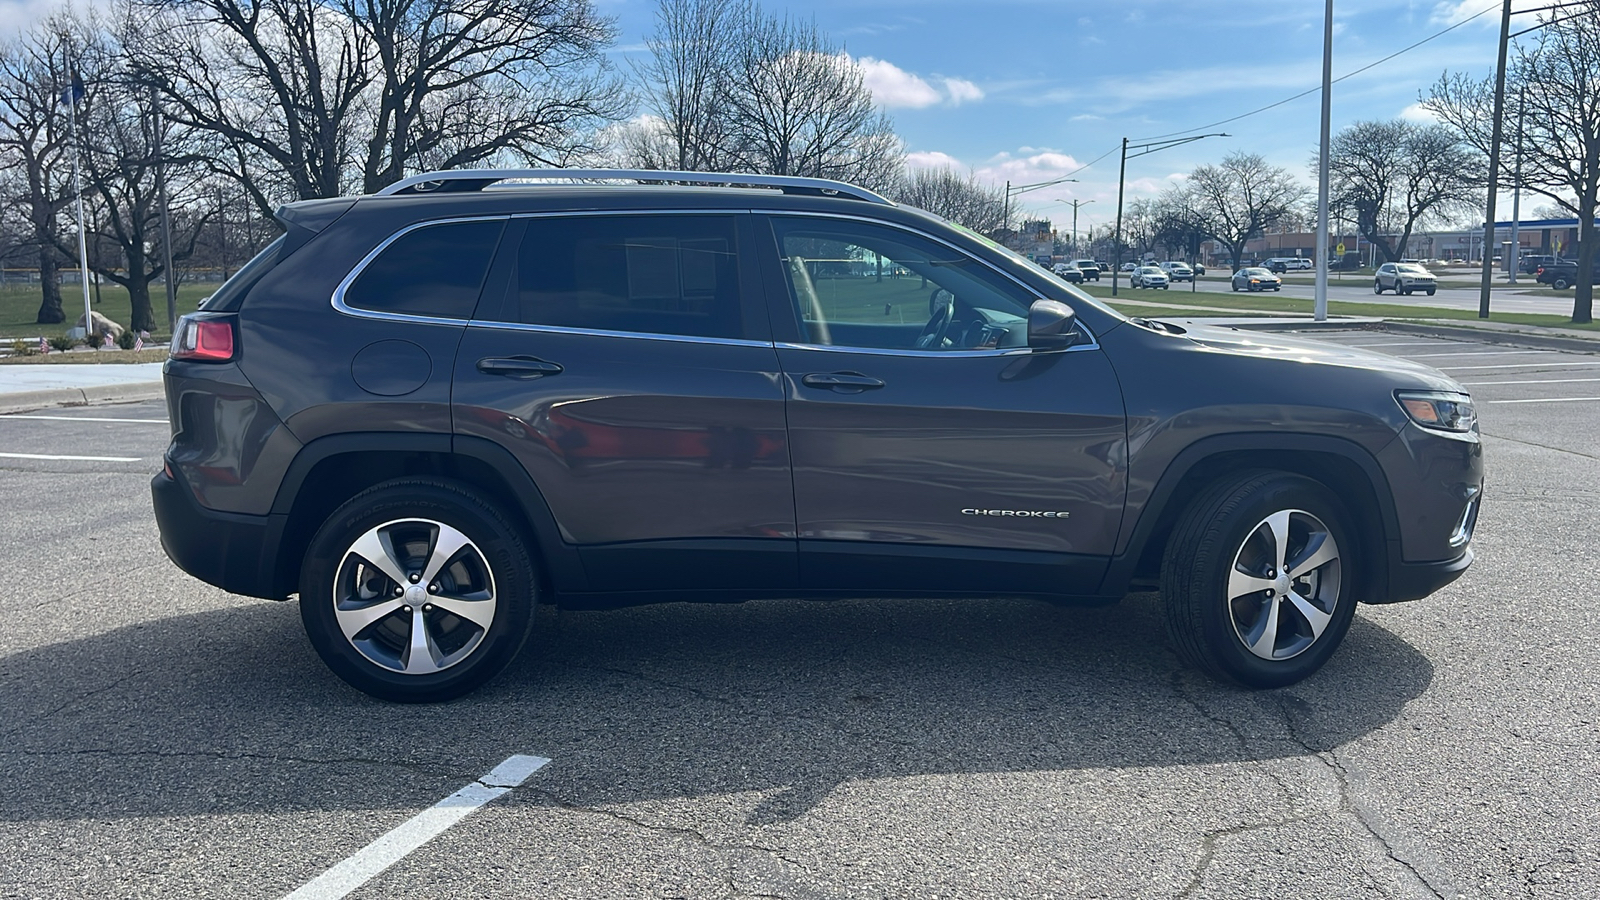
[0,283,209,341]
[0,347,170,364]
[1076,283,1600,331]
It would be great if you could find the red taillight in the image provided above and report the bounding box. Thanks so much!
[1536,266,1546,275]
[171,316,235,362]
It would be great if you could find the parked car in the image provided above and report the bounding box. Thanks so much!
[1130,265,1171,289]
[1264,257,1310,273]
[1120,262,1137,272]
[1191,261,1206,275]
[151,167,1481,701]
[1535,259,1600,290]
[1230,267,1282,291]
[1374,262,1438,296]
[1159,261,1194,282]
[1052,262,1085,283]
[1520,254,1560,275]
[1072,259,1101,281]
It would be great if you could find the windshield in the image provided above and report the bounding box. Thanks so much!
[1398,264,1429,274]
[1243,268,1269,275]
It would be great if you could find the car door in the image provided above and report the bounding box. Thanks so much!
[453,212,796,592]
[755,212,1127,596]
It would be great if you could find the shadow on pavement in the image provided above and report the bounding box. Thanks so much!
[0,593,1432,823]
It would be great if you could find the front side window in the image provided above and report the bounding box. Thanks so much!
[344,219,505,320]
[771,217,1033,352]
[509,214,742,339]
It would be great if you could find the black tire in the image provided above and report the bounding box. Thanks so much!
[1426,288,1436,296]
[1554,277,1571,290]
[1373,280,1384,294]
[299,478,538,702]
[1161,471,1358,688]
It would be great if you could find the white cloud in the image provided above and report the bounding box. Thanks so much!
[850,55,984,108]
[1431,0,1544,26]
[1400,102,1440,124]
[905,150,966,170]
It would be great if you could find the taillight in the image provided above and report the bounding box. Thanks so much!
[171,314,236,362]
[1536,267,1546,275]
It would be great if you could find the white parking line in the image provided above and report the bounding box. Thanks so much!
[1488,397,1600,404]
[0,451,142,462]
[281,754,550,900]
[1,414,167,423]
[1461,378,1600,386]
[1337,341,1460,347]
[1439,362,1600,370]
[1405,350,1554,358]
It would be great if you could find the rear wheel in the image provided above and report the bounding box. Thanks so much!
[299,479,538,702]
[1161,471,1358,688]
[1555,276,1572,290]
[1373,280,1384,294]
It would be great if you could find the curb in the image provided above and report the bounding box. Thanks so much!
[1379,321,1600,354]
[0,381,164,415]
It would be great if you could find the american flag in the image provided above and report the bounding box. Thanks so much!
[102,332,113,349]
[133,334,144,352]
[38,336,48,355]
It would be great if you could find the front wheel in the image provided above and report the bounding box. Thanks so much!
[1161,471,1358,688]
[299,479,538,702]
[1554,277,1572,290]
[1426,288,1436,296]
[1373,280,1384,294]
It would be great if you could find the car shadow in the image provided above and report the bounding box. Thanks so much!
[0,593,1432,824]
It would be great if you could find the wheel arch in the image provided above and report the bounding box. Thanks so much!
[1103,433,1400,600]
[268,433,587,598]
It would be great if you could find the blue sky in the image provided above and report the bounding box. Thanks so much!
[601,0,1517,235]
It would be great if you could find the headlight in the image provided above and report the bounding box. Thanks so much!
[1396,391,1476,432]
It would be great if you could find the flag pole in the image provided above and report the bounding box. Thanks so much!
[67,80,93,344]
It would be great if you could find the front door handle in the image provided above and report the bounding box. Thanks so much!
[801,372,885,393]
[477,356,563,378]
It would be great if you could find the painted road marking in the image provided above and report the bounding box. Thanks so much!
[1337,341,1461,347]
[1439,362,1600,370]
[1,414,167,423]
[0,451,142,462]
[1405,350,1555,358]
[1461,378,1600,386]
[281,754,551,900]
[1488,397,1600,404]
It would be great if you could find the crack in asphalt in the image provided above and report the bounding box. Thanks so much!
[0,746,465,780]
[1481,432,1600,463]
[1274,697,1451,900]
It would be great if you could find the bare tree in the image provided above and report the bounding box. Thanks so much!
[0,12,83,324]
[1187,151,1306,271]
[1318,119,1481,264]
[629,0,744,171]
[1121,197,1160,262]
[892,167,1006,233]
[1424,1,1600,323]
[131,0,622,214]
[1152,183,1209,263]
[722,10,902,191]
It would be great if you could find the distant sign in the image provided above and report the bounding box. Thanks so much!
[1336,242,1346,256]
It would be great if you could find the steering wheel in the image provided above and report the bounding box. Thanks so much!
[914,289,955,350]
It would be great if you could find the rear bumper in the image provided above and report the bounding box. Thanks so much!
[152,468,291,600]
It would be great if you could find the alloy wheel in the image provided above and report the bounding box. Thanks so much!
[1226,509,1341,661]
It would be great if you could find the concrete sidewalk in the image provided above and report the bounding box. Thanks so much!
[0,362,165,414]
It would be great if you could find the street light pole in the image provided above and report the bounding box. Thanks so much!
[1478,0,1513,319]
[1314,0,1333,322]
[1112,131,1229,297]
[1055,199,1096,254]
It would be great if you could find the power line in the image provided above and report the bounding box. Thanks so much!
[1137,2,1502,142]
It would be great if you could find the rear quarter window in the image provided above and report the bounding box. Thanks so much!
[342,219,506,320]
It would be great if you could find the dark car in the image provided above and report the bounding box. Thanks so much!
[152,168,1482,701]
[1071,259,1101,281]
[1052,262,1085,283]
[1535,259,1600,290]
[1519,254,1558,275]
[1230,267,1282,291]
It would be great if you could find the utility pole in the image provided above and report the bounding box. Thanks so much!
[1509,84,1525,284]
[1478,0,1513,319]
[1112,132,1228,297]
[1314,0,1333,322]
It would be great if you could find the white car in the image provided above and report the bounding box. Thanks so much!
[1159,261,1194,282]
[1130,266,1170,289]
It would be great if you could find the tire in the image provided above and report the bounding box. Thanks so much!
[299,478,538,702]
[1554,277,1571,290]
[1401,288,1412,296]
[1426,288,1436,296]
[1373,280,1384,294]
[1161,471,1358,688]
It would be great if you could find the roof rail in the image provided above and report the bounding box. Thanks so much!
[374,168,893,205]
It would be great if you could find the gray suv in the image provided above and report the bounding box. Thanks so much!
[152,169,1482,701]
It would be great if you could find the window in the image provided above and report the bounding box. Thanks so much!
[771,217,1033,352]
[509,215,742,339]
[344,219,505,320]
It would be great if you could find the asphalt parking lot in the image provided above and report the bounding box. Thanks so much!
[2,329,1597,899]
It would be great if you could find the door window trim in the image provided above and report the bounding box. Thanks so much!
[755,209,1099,355]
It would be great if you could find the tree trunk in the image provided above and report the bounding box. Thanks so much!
[1574,188,1595,324]
[34,249,64,324]
[127,275,155,334]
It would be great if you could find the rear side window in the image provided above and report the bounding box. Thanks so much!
[343,219,505,320]
[508,215,742,339]
[201,235,286,311]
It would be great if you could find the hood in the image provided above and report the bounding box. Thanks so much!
[1170,324,1466,392]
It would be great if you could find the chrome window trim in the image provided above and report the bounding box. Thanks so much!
[463,318,773,349]
[331,214,512,325]
[755,209,1100,353]
[774,342,1044,358]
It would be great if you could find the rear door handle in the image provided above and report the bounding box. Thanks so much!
[477,357,563,378]
[801,372,885,393]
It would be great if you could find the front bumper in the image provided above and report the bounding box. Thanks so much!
[1377,546,1473,604]
[152,468,291,600]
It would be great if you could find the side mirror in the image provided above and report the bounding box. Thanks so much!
[1028,299,1079,350]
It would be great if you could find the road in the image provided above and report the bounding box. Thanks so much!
[1,331,1597,899]
[1109,273,1582,317]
